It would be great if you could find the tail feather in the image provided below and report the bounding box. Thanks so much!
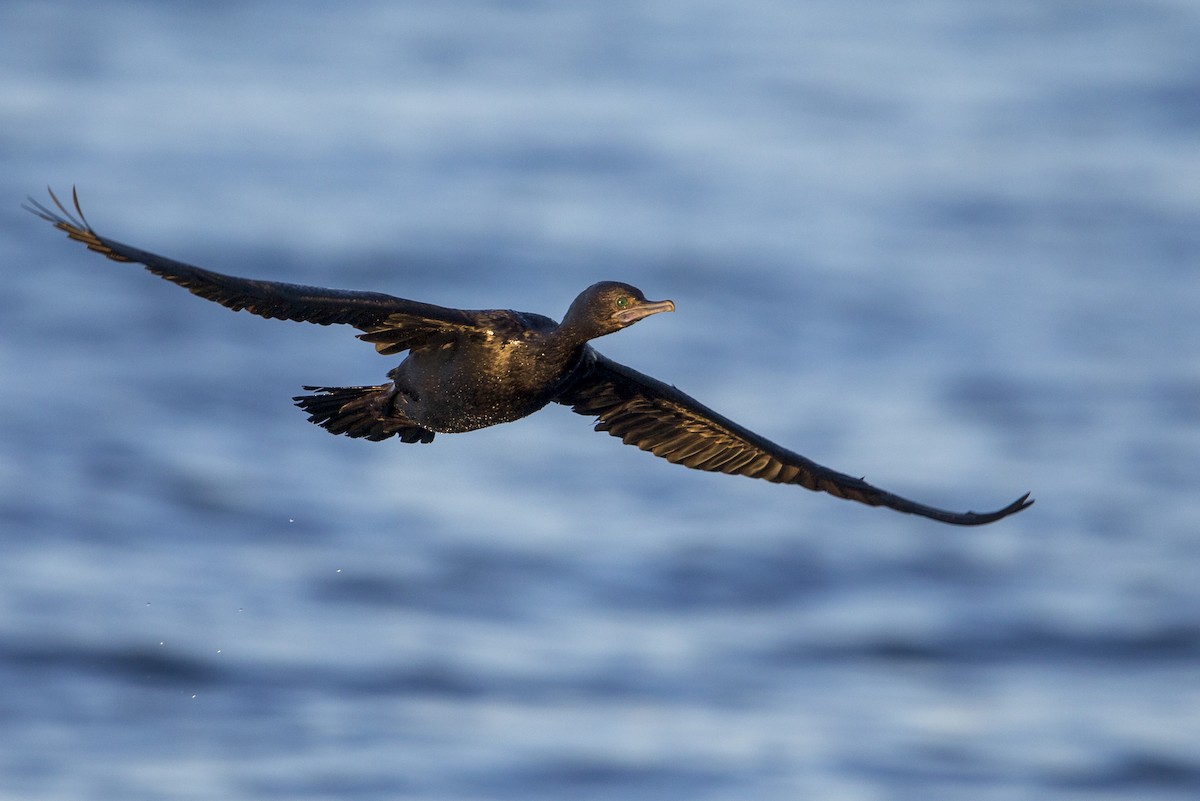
[293,385,434,443]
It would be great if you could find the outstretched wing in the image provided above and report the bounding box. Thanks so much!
[24,187,482,351]
[557,352,1033,526]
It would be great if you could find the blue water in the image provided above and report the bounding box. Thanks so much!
[2,2,1199,799]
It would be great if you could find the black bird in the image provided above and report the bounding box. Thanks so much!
[26,188,1032,525]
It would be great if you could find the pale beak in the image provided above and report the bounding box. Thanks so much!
[613,298,675,325]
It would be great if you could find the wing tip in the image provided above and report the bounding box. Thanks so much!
[25,185,139,264]
[23,184,95,235]
[952,491,1034,526]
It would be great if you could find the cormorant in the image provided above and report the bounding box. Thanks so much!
[26,188,1032,525]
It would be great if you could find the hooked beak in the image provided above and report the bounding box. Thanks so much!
[613,298,675,325]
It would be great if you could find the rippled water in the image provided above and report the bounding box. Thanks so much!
[2,2,1199,799]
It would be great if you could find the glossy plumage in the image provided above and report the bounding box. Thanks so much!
[26,188,1032,525]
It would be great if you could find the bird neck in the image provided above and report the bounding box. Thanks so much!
[540,320,593,366]
[554,301,616,349]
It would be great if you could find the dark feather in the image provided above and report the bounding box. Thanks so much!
[23,187,480,342]
[558,352,1033,526]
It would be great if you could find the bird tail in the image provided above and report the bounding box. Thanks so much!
[293,385,435,443]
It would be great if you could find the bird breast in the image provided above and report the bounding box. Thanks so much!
[389,333,566,433]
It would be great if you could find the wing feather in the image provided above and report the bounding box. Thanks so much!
[558,352,1033,525]
[25,187,481,345]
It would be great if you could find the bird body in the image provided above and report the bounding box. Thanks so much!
[380,309,570,434]
[26,188,1032,525]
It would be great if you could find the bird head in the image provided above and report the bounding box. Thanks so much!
[561,281,675,342]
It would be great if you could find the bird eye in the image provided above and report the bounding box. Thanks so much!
[616,296,629,309]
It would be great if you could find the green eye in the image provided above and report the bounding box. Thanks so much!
[616,296,629,309]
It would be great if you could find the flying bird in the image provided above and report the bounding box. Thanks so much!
[26,188,1032,525]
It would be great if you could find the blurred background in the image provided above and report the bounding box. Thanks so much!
[1,2,1198,799]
